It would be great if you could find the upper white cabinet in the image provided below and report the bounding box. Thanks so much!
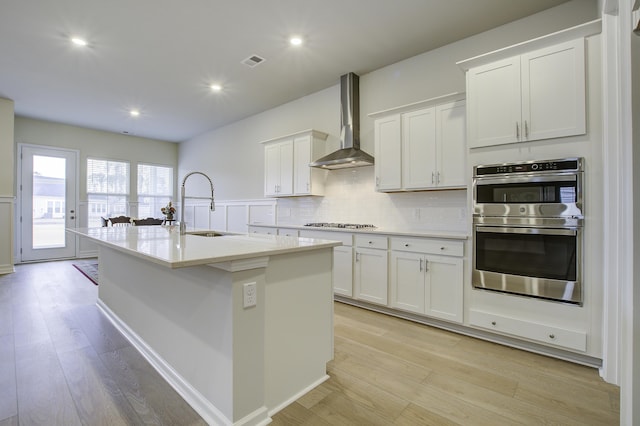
[464,38,586,148]
[264,139,293,196]
[370,93,466,192]
[261,130,328,197]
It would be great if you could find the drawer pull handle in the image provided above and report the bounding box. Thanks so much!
[491,321,497,326]
[549,334,555,339]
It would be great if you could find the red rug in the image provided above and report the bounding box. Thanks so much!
[73,262,99,285]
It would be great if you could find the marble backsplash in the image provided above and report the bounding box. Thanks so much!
[276,167,469,232]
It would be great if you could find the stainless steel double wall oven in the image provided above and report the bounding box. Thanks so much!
[472,158,584,304]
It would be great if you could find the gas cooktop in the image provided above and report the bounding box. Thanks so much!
[303,222,377,230]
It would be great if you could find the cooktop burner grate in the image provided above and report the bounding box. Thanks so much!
[303,222,377,229]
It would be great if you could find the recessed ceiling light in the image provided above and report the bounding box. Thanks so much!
[130,109,140,117]
[290,36,303,46]
[71,37,88,47]
[210,84,222,92]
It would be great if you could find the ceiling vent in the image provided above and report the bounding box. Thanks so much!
[241,54,266,68]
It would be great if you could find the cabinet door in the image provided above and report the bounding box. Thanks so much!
[278,140,294,195]
[374,114,402,191]
[333,245,353,297]
[354,247,388,305]
[402,108,437,189]
[293,134,312,195]
[436,100,467,188]
[521,38,586,142]
[467,56,521,148]
[390,251,425,314]
[425,254,463,323]
[264,143,281,196]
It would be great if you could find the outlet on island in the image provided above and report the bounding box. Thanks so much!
[243,282,257,308]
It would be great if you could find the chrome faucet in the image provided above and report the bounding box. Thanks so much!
[180,171,215,235]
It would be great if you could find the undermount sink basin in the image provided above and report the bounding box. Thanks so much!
[188,231,226,237]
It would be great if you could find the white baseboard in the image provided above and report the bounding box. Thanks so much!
[0,264,15,274]
[97,299,271,426]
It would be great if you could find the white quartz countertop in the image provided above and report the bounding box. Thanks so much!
[253,224,469,240]
[69,226,342,269]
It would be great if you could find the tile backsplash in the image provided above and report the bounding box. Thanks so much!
[276,167,469,232]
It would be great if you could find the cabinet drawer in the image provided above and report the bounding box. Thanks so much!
[390,237,463,257]
[469,309,587,352]
[249,226,276,235]
[299,230,353,246]
[355,234,388,250]
[277,228,299,237]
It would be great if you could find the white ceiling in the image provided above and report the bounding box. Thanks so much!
[0,0,570,142]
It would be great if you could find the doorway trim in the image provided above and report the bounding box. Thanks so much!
[16,143,80,262]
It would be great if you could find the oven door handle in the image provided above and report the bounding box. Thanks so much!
[474,174,578,186]
[475,226,578,236]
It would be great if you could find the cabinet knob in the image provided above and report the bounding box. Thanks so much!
[368,241,373,244]
[491,321,497,326]
[404,243,409,247]
[549,334,555,339]
[440,246,445,250]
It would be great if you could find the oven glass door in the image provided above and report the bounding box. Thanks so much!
[473,225,582,304]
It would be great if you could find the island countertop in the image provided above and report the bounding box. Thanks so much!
[69,226,342,269]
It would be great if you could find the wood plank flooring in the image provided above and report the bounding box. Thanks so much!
[0,260,619,425]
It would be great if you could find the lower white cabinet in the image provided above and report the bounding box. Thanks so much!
[354,235,389,305]
[249,225,276,235]
[390,237,464,323]
[299,230,354,297]
[469,309,587,352]
[333,245,354,297]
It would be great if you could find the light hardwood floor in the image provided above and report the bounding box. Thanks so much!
[0,260,619,425]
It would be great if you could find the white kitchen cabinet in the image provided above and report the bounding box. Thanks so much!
[370,94,466,192]
[277,228,299,237]
[469,309,587,352]
[390,237,464,323]
[466,38,585,148]
[262,130,328,197]
[248,225,276,235]
[300,229,354,297]
[264,140,293,196]
[402,108,436,189]
[373,114,402,191]
[353,235,388,305]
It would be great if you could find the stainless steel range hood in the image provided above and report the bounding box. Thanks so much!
[310,73,374,169]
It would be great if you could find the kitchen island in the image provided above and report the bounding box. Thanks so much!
[70,226,341,426]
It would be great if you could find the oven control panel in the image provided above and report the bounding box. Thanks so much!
[475,158,582,177]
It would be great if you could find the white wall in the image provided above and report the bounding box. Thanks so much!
[0,98,15,273]
[179,0,599,228]
[14,117,178,257]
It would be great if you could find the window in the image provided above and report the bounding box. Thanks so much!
[87,158,130,227]
[137,163,173,219]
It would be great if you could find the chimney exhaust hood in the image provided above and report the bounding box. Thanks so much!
[310,73,374,170]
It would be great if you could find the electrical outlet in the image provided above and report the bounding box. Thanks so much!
[243,282,257,308]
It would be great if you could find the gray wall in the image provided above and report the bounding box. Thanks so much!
[14,117,179,203]
[179,0,599,200]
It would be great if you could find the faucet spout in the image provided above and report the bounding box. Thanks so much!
[180,171,215,235]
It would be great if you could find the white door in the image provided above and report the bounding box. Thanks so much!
[402,107,436,189]
[20,145,78,261]
[467,56,521,148]
[390,251,425,314]
[374,114,402,191]
[354,247,388,305]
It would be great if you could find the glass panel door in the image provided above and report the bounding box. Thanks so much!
[20,145,77,261]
